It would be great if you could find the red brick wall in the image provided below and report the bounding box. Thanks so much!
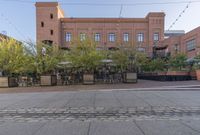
[36,2,165,56]
[163,27,200,58]
[35,2,64,45]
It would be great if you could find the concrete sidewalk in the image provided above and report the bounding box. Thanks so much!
[1,88,200,135]
[0,80,200,93]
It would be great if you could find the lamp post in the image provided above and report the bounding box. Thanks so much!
[129,54,135,72]
[152,41,158,59]
[41,47,46,72]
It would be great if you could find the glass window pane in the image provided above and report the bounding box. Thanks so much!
[123,33,129,42]
[66,32,72,42]
[95,33,101,42]
[153,33,159,41]
[109,33,115,42]
[137,33,144,42]
[80,33,86,41]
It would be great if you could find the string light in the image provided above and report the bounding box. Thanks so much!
[168,1,191,30]
[0,0,200,6]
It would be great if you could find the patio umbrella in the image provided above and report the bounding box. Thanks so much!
[58,61,72,65]
[57,61,72,69]
[186,57,197,65]
[101,59,113,63]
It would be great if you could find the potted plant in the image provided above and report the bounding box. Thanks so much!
[167,53,189,76]
[33,43,64,86]
[111,47,137,83]
[193,55,200,80]
[68,39,104,84]
[137,56,167,81]
[0,39,28,87]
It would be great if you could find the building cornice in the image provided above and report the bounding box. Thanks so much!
[61,18,148,23]
[35,2,58,7]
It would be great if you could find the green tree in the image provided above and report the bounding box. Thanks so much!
[149,58,166,72]
[67,38,104,72]
[32,43,65,75]
[111,49,129,71]
[169,53,187,71]
[134,52,149,72]
[0,39,31,76]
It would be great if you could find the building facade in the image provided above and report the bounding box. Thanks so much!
[35,2,165,57]
[162,27,200,58]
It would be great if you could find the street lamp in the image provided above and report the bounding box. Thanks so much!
[129,54,135,72]
[152,41,158,59]
[41,47,46,72]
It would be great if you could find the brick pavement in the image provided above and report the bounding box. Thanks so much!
[1,106,200,123]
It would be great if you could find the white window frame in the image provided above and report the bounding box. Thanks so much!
[109,33,115,42]
[66,32,72,42]
[123,33,129,42]
[94,33,101,42]
[186,39,196,51]
[153,33,159,41]
[137,33,144,42]
[80,33,86,41]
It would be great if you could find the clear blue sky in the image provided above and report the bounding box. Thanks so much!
[0,0,200,42]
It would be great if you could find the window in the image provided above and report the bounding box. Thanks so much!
[80,33,86,41]
[42,40,53,45]
[50,13,53,19]
[174,44,179,52]
[66,32,72,42]
[123,33,129,42]
[41,22,44,27]
[137,33,144,42]
[153,33,159,41]
[50,30,53,35]
[109,33,115,42]
[94,33,101,42]
[186,39,196,51]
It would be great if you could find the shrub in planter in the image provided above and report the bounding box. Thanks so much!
[0,39,32,87]
[32,43,65,86]
[67,39,104,84]
[111,46,139,83]
[18,42,65,86]
[193,55,200,80]
[168,53,187,71]
[139,58,166,75]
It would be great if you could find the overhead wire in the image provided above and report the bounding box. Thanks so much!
[167,1,191,30]
[0,0,200,6]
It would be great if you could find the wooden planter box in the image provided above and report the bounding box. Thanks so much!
[166,71,189,76]
[190,71,197,80]
[40,75,57,86]
[157,72,167,76]
[123,72,137,83]
[83,74,94,85]
[196,70,200,81]
[0,77,18,88]
[138,71,191,81]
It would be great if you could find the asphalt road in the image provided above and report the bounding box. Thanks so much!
[1,88,200,135]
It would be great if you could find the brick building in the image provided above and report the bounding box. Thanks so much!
[35,2,165,57]
[162,27,200,58]
[35,2,200,59]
